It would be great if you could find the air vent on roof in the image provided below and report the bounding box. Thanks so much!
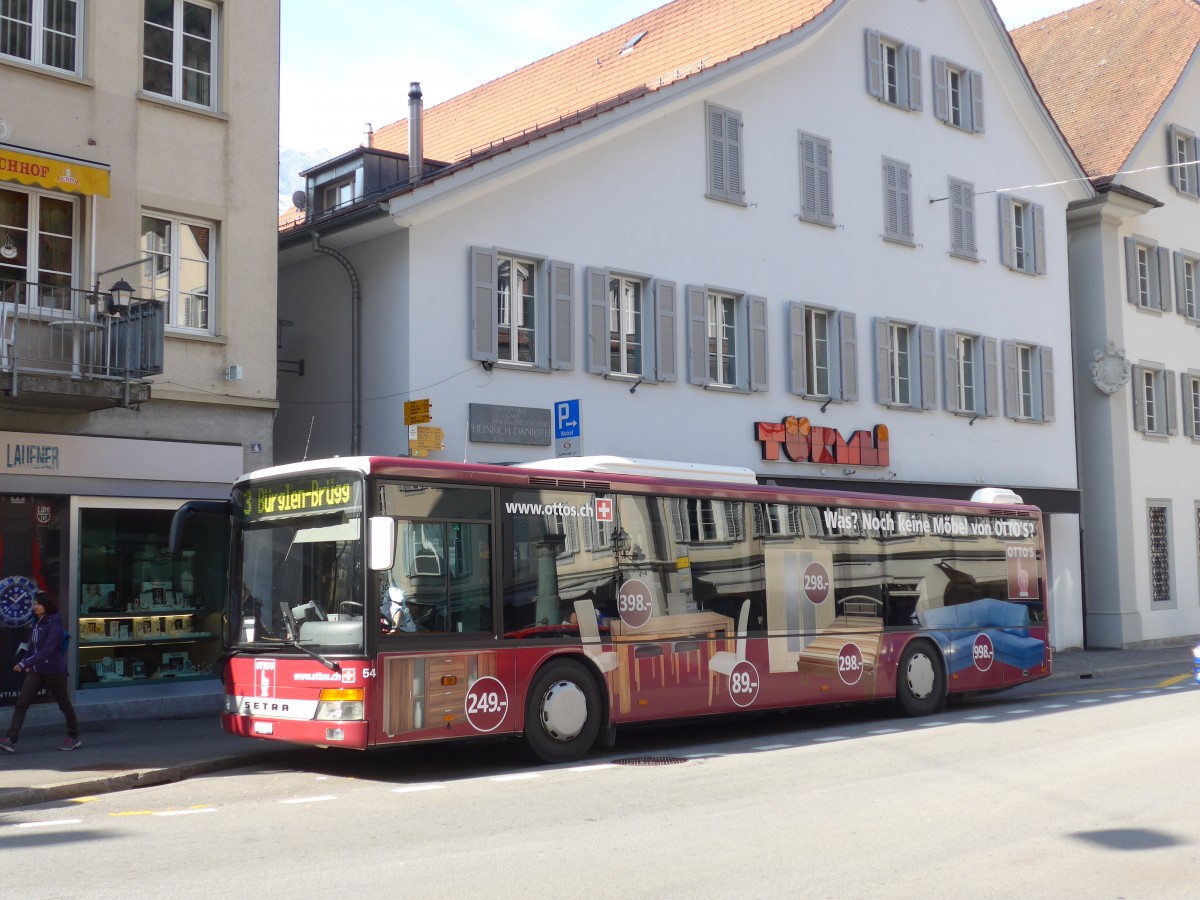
[620,30,648,56]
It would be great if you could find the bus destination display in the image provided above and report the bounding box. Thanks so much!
[242,474,361,520]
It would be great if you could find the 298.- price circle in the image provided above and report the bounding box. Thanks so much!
[617,578,654,629]
[464,676,509,732]
[802,562,831,605]
[837,642,864,685]
[727,660,760,707]
[972,633,995,672]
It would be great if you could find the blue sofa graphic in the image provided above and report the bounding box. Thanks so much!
[918,597,1045,674]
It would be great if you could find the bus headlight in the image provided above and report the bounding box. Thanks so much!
[315,687,364,721]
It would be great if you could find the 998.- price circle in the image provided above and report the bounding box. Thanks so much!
[464,676,509,732]
[972,633,995,672]
[617,578,654,629]
[727,660,760,707]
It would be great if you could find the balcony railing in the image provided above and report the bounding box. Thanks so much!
[1,279,165,395]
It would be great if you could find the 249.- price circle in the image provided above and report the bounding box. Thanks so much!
[837,642,864,685]
[617,578,654,629]
[972,633,995,672]
[464,676,509,732]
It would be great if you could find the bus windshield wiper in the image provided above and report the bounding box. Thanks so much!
[278,601,341,672]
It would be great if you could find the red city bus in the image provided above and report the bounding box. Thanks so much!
[175,455,1051,763]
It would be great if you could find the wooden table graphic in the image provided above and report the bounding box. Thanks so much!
[795,615,884,687]
[608,611,734,713]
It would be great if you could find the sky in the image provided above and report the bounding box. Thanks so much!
[279,0,1083,197]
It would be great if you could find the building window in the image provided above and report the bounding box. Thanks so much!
[1002,340,1054,422]
[790,303,857,402]
[705,103,744,205]
[672,499,745,544]
[944,330,998,417]
[139,213,214,332]
[1125,237,1171,310]
[469,246,573,372]
[875,318,934,409]
[753,503,805,538]
[1168,124,1200,197]
[586,268,676,382]
[865,29,921,111]
[882,157,914,245]
[320,178,354,213]
[0,0,80,74]
[1132,363,1177,437]
[949,177,977,260]
[933,58,983,132]
[1181,373,1200,439]
[1000,196,1045,275]
[0,184,77,310]
[798,132,833,226]
[608,274,642,376]
[686,286,767,392]
[143,0,217,109]
[1174,251,1200,319]
[1148,503,1171,604]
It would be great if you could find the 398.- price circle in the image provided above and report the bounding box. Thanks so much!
[837,642,864,685]
[617,578,654,629]
[727,660,760,707]
[972,633,995,672]
[802,562,831,605]
[464,676,509,732]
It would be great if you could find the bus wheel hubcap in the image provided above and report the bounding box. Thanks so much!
[540,679,587,741]
[907,654,935,699]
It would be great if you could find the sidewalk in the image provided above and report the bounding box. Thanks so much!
[0,642,1195,812]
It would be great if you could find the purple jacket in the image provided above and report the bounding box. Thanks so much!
[17,611,67,676]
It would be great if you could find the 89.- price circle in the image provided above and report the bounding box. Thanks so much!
[727,660,760,707]
[617,578,654,629]
[464,676,509,732]
[802,562,831,605]
[972,633,995,672]
[837,642,864,685]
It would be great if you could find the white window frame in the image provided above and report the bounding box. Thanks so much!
[1002,340,1055,423]
[0,183,79,311]
[1168,124,1200,197]
[933,57,984,133]
[1131,362,1177,437]
[1181,371,1200,440]
[142,0,219,110]
[875,318,935,410]
[0,0,82,74]
[999,195,1045,275]
[865,29,921,111]
[139,211,216,333]
[1147,501,1173,606]
[469,246,573,372]
[705,103,745,205]
[944,330,998,418]
[790,303,857,402]
[1173,250,1199,320]
[1125,236,1171,310]
[754,503,805,539]
[685,285,767,392]
[608,273,644,377]
[673,499,745,545]
[320,178,355,213]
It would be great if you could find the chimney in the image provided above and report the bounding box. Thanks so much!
[408,82,423,184]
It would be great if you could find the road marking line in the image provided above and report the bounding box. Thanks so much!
[1041,703,1069,709]
[965,715,994,720]
[1004,709,1034,715]
[13,819,82,828]
[155,808,216,816]
[751,744,792,751]
[868,728,902,734]
[1077,698,1101,703]
[1108,694,1132,699]
[392,783,446,793]
[918,721,950,727]
[568,763,619,771]
[110,811,155,817]
[812,736,847,743]
[281,795,337,804]
[490,773,541,782]
[1158,674,1190,687]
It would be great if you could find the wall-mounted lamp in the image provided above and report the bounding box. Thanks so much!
[94,277,135,317]
[611,526,645,563]
[629,377,644,394]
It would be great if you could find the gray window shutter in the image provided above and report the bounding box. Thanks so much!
[749,295,768,392]
[983,336,999,417]
[865,29,883,99]
[708,105,726,199]
[814,137,832,223]
[1168,125,1184,191]
[790,302,807,396]
[726,109,744,200]
[898,162,913,242]
[919,324,937,410]
[970,69,984,132]
[950,178,976,258]
[998,196,1014,269]
[686,285,709,385]
[1174,251,1187,315]
[1132,365,1147,432]
[1157,246,1172,311]
[799,133,833,225]
[906,45,922,110]
[1166,369,1179,435]
[943,330,959,413]
[654,279,677,383]
[1194,137,1200,196]
[874,317,892,404]
[469,245,498,362]
[932,57,948,122]
[585,267,610,375]
[884,159,912,242]
[838,310,858,401]
[1033,204,1046,275]
[1039,346,1055,422]
[1125,237,1139,304]
[1002,340,1018,418]
[1182,373,1195,437]
[670,500,686,543]
[549,260,574,370]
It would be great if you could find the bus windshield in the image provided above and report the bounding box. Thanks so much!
[233,473,366,656]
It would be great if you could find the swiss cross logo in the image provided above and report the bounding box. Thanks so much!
[594,498,614,522]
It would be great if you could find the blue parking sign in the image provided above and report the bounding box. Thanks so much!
[554,399,580,439]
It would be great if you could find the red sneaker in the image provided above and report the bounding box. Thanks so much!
[58,737,81,751]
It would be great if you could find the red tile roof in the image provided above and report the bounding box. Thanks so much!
[1011,0,1200,178]
[371,0,836,164]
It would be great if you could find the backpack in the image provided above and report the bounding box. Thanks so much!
[61,630,70,654]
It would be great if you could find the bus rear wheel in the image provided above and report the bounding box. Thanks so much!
[896,640,945,716]
[524,659,602,764]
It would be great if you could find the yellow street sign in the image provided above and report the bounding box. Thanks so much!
[404,399,432,425]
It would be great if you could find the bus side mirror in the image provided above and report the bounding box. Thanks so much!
[367,516,396,571]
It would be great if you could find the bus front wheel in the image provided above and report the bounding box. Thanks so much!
[896,640,946,716]
[524,659,602,764]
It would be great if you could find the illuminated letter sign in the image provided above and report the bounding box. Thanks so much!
[754,416,889,467]
[242,473,361,521]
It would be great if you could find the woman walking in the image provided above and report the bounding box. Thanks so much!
[0,591,81,752]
